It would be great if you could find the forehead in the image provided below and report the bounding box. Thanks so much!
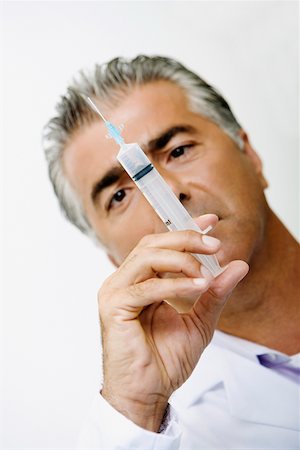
[107,80,192,138]
[63,81,198,205]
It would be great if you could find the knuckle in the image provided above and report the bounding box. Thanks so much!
[143,277,157,291]
[126,247,152,266]
[136,246,152,257]
[128,283,145,299]
[185,230,198,242]
[97,288,109,315]
[210,286,227,300]
[97,280,117,317]
[182,252,192,265]
[181,230,202,251]
[103,269,121,288]
[128,278,157,300]
[138,234,154,247]
[138,246,160,262]
[182,251,198,269]
[171,278,194,300]
[101,272,114,287]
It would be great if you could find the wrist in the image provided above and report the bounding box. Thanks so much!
[101,387,169,432]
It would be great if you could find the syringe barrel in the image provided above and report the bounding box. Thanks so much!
[117,143,223,277]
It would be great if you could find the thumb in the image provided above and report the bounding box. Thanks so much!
[190,260,249,342]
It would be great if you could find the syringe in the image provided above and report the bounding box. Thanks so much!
[85,96,223,277]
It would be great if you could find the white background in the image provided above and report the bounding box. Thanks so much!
[1,1,299,448]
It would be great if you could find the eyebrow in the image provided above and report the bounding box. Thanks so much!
[145,125,197,153]
[91,124,197,204]
[91,166,125,203]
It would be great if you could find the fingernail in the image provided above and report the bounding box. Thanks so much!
[202,235,220,248]
[193,278,209,287]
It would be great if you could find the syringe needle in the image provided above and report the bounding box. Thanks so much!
[84,95,107,122]
[82,94,125,146]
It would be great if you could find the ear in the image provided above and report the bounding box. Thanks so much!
[238,130,268,189]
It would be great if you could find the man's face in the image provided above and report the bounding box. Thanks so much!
[64,81,268,267]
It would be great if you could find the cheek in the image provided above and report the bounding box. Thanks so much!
[99,197,166,263]
[197,151,260,204]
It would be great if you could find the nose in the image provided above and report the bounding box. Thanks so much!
[179,192,188,203]
[158,168,191,205]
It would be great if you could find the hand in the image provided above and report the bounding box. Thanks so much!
[98,214,249,431]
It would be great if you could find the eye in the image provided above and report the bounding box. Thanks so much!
[107,188,126,210]
[169,145,192,159]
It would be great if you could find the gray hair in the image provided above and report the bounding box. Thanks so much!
[43,55,243,241]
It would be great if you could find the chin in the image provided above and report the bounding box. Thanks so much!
[211,218,253,266]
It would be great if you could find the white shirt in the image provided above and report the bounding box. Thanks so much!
[77,331,300,449]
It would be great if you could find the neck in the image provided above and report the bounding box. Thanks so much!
[218,209,300,355]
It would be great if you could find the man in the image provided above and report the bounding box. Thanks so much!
[43,56,300,449]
